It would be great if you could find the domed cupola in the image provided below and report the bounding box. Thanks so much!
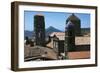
[66,13,80,22]
[65,21,75,36]
[66,13,81,36]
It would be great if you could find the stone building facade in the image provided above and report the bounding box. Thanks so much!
[34,14,45,46]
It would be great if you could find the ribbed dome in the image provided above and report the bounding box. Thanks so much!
[67,21,74,26]
[67,13,80,21]
[65,21,74,29]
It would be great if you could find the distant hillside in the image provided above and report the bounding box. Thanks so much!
[24,27,90,38]
[24,30,33,39]
[24,26,62,38]
[81,28,90,34]
[46,26,62,36]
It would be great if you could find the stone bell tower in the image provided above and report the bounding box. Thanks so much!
[65,21,75,52]
[34,14,45,46]
[65,13,81,54]
[66,13,81,36]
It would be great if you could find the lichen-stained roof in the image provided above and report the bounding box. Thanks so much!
[24,45,58,60]
[50,32,90,45]
[75,36,90,45]
[50,32,65,37]
[50,32,65,40]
